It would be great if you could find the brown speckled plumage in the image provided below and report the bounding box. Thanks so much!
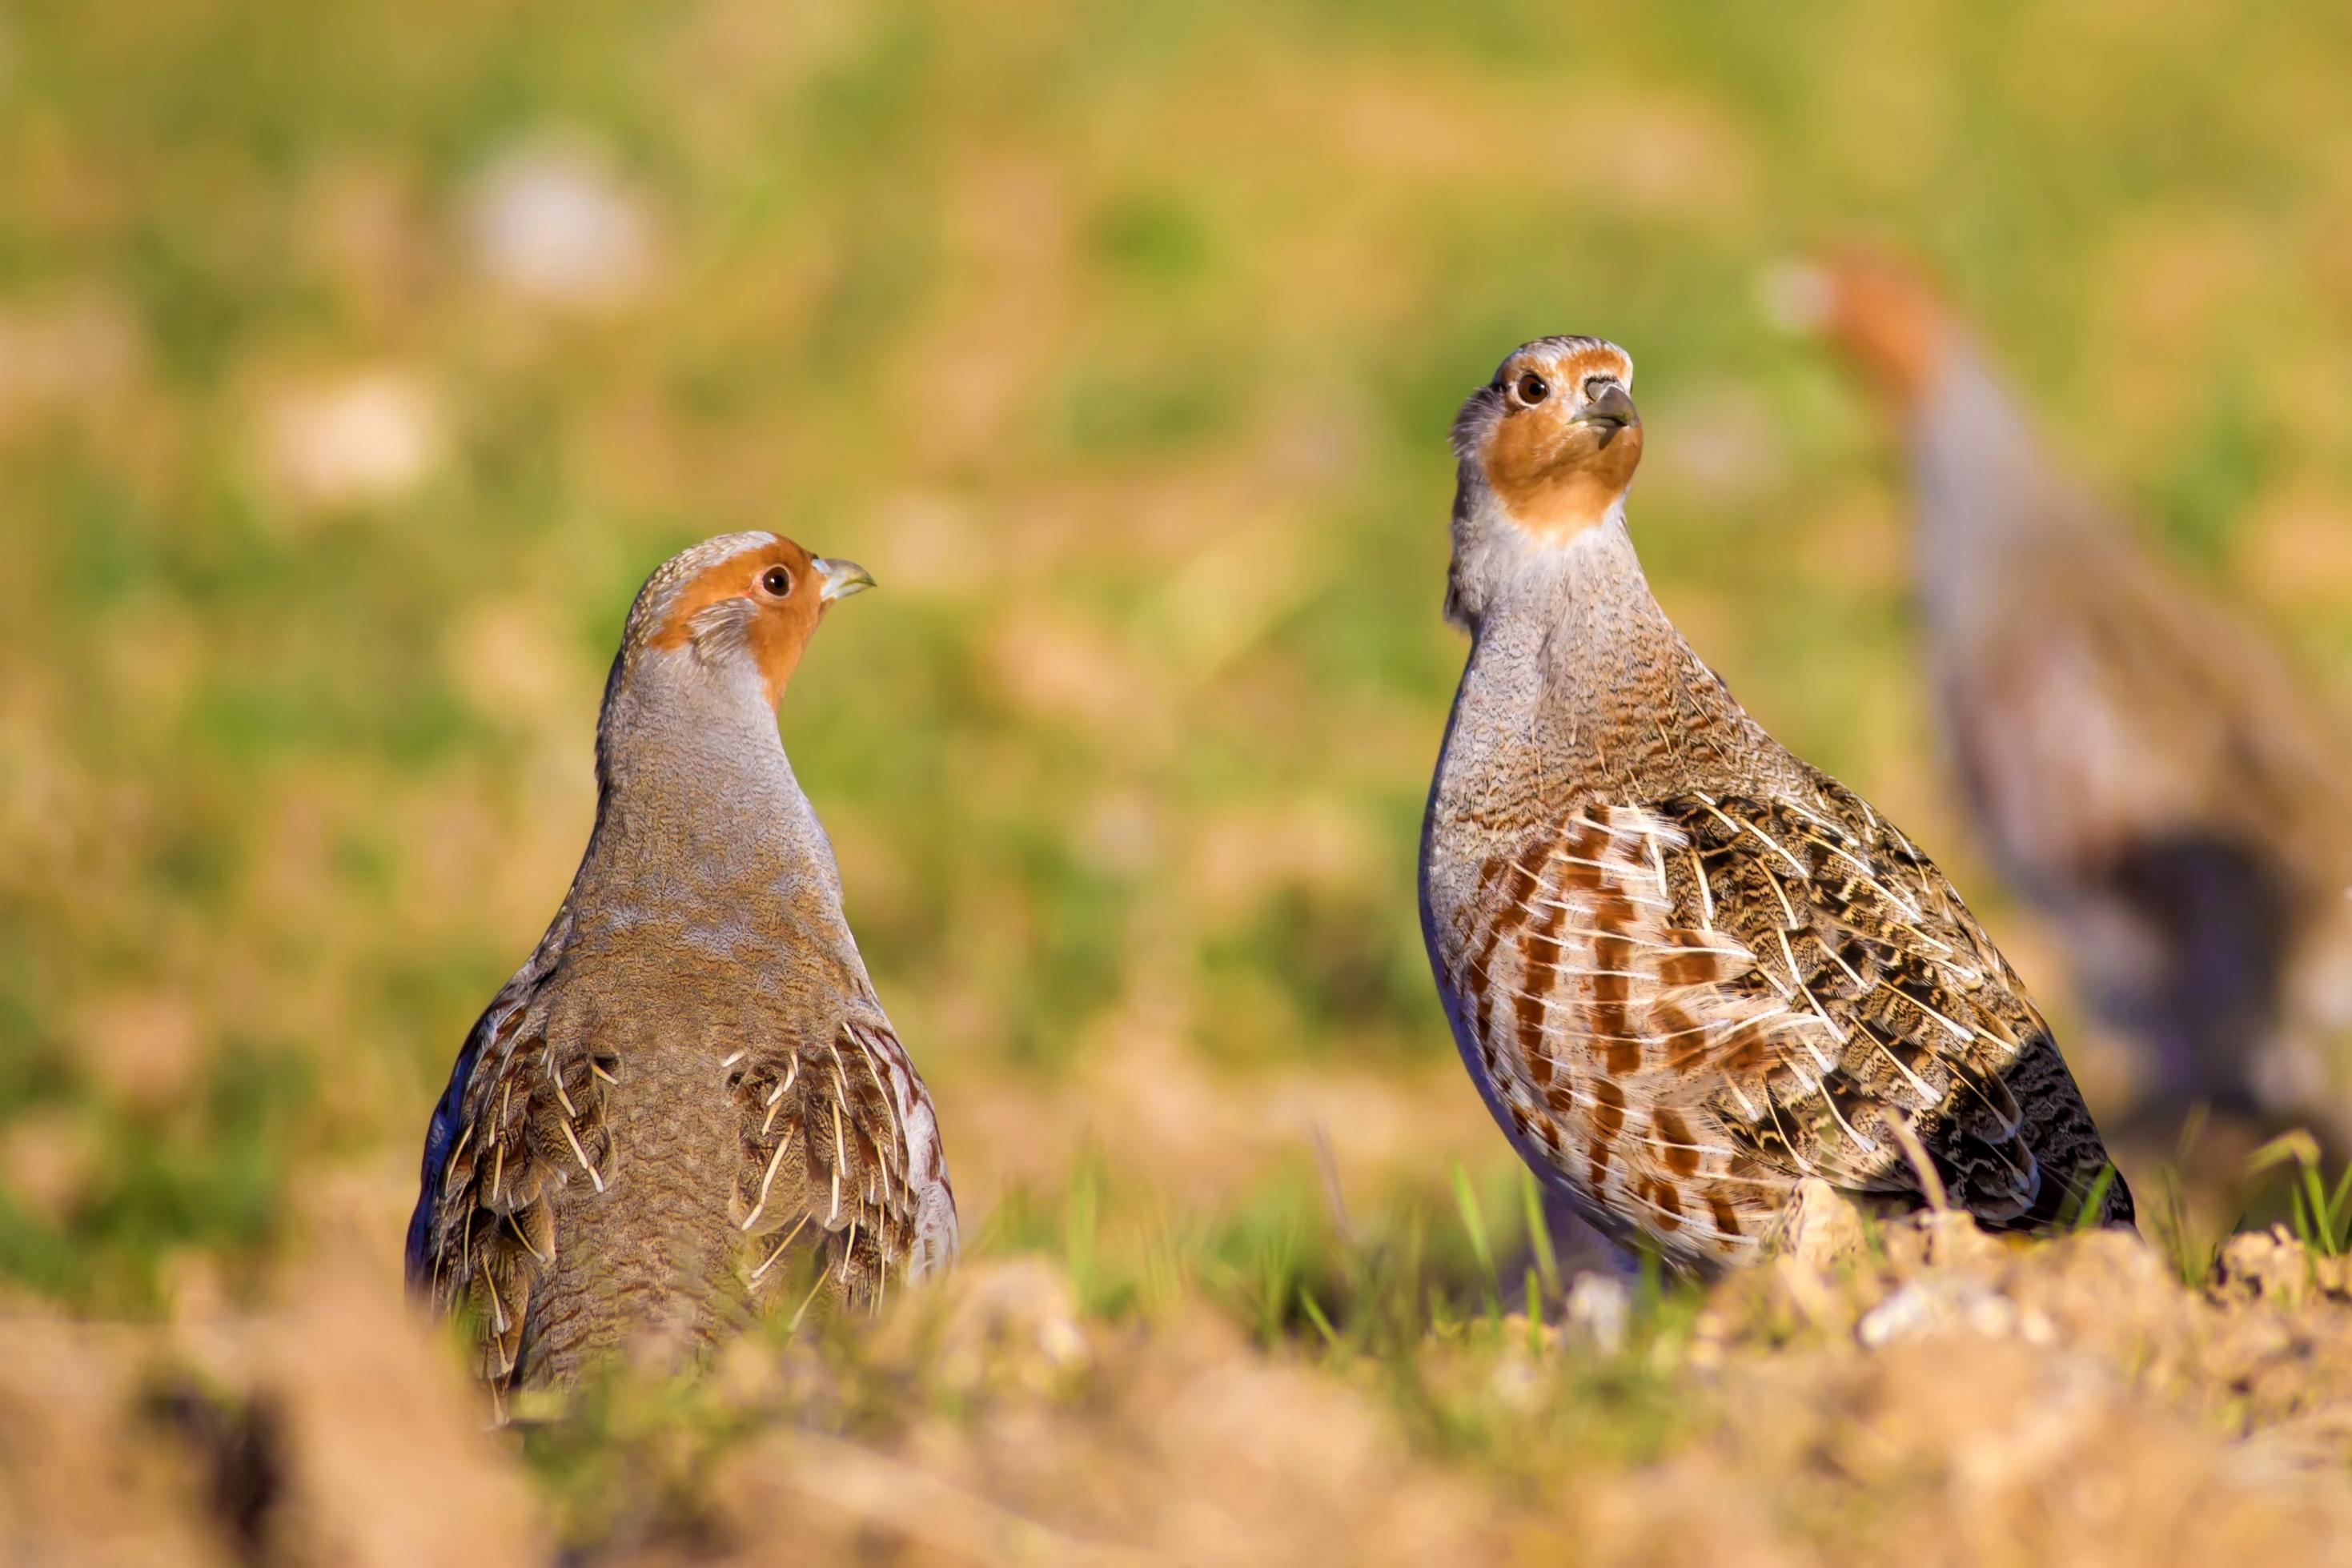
[407,533,954,1401]
[1421,338,2130,1272]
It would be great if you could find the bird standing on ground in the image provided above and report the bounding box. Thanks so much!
[407,533,956,1399]
[1796,253,2352,1140]
[1420,336,2133,1271]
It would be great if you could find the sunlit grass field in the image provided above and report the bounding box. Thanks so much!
[7,1,2352,1558]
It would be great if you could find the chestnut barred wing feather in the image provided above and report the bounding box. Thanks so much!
[1447,788,2128,1265]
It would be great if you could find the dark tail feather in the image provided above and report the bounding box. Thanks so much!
[2002,1032,2136,1231]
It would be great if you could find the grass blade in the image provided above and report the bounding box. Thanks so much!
[1520,1169,1559,1298]
[2302,1164,2338,1258]
[2071,1163,2118,1233]
[1451,1162,1501,1322]
[1299,1288,1340,1350]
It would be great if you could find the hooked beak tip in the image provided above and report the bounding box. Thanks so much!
[813,557,877,604]
[1575,384,1640,442]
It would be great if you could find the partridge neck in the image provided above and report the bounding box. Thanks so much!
[577,656,855,952]
[1435,513,1705,839]
[1908,348,2113,637]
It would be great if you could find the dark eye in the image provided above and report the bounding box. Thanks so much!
[760,566,793,598]
[1514,372,1550,405]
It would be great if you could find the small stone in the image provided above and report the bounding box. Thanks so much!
[2211,1226,2310,1308]
[1858,1282,1938,1348]
[1858,1277,2023,1349]
[1565,1273,1630,1354]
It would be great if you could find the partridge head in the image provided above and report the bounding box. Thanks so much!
[1776,248,1956,415]
[620,531,875,703]
[1446,336,1642,629]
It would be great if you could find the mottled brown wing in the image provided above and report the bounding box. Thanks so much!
[1670,787,2093,1217]
[1451,787,2123,1266]
[418,989,618,1389]
[419,1004,954,1393]
[724,1016,957,1317]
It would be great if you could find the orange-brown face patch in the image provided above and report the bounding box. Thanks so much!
[648,537,829,705]
[1816,250,1949,412]
[1480,345,1644,541]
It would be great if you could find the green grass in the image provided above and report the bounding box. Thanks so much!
[4,0,2352,1476]
[5,42,2352,1568]
[2248,1130,2352,1260]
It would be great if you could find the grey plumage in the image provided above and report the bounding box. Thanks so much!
[407,533,953,1400]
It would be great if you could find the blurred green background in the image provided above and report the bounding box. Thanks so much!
[6,0,2352,1313]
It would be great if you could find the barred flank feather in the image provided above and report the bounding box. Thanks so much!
[1447,789,2129,1270]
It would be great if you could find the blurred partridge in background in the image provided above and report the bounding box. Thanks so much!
[1794,251,2352,1152]
[1421,337,2133,1273]
[407,534,957,1404]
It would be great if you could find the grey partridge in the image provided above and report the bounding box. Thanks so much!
[1421,337,2133,1272]
[1798,251,2352,1139]
[406,533,957,1398]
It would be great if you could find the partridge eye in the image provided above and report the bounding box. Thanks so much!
[1514,372,1550,405]
[760,566,793,597]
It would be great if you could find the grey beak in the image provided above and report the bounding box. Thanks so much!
[1577,382,1639,444]
[812,556,877,604]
